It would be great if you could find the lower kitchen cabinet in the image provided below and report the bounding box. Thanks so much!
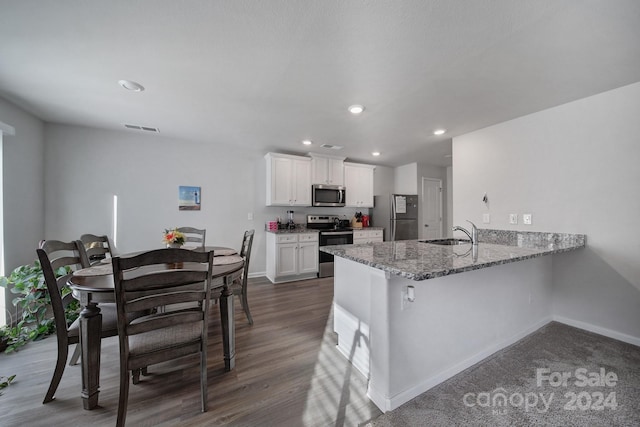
[266,232,319,283]
[353,229,384,244]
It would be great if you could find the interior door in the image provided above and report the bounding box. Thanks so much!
[421,178,442,239]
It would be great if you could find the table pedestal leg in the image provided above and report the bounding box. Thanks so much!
[79,301,102,410]
[220,280,235,371]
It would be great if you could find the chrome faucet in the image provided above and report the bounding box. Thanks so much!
[452,220,478,246]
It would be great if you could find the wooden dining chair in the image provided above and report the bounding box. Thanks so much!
[112,248,214,427]
[214,230,255,324]
[37,239,120,404]
[176,227,206,248]
[80,234,114,265]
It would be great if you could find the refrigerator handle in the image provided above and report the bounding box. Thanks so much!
[390,220,395,241]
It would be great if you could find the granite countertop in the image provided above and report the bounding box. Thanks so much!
[266,226,319,234]
[266,226,383,234]
[321,229,586,281]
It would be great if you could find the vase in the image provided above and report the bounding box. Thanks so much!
[167,243,183,249]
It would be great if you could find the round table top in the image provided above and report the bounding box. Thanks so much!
[69,246,243,294]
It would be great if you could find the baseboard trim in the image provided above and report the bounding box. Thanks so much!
[247,271,266,279]
[552,316,640,347]
[375,316,553,412]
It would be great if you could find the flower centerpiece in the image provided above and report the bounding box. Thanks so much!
[162,228,186,248]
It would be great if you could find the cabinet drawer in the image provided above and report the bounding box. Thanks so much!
[298,233,318,242]
[276,234,298,244]
[370,230,383,238]
[353,230,367,239]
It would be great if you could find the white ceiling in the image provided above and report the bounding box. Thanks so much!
[1,1,639,167]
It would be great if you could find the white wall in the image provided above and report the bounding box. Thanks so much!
[44,124,271,273]
[0,99,45,269]
[393,163,417,194]
[373,165,394,198]
[453,82,640,341]
[446,166,453,238]
[43,124,375,275]
[0,97,45,325]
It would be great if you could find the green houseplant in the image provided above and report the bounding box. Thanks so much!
[0,261,79,353]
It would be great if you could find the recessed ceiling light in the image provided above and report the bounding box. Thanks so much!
[118,79,145,92]
[372,151,380,156]
[348,104,365,115]
[433,129,446,135]
[302,139,313,145]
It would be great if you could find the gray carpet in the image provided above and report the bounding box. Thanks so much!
[364,322,640,426]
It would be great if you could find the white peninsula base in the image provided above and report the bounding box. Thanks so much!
[333,255,554,412]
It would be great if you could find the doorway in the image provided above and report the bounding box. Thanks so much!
[421,177,442,239]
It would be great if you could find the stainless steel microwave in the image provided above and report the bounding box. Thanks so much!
[312,184,346,207]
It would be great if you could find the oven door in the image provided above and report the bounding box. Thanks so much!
[318,231,353,277]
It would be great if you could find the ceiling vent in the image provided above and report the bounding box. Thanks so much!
[320,144,343,150]
[124,124,160,133]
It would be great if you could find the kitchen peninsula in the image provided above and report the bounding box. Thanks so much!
[321,230,585,412]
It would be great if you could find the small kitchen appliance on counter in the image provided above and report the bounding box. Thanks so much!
[286,210,295,229]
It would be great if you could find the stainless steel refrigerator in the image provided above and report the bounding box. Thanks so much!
[372,194,419,241]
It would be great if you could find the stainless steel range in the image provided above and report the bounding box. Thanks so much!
[306,214,353,278]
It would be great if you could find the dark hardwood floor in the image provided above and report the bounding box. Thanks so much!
[0,277,382,426]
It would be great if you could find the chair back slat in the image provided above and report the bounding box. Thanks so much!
[176,227,206,248]
[125,291,206,314]
[80,234,113,265]
[122,270,209,293]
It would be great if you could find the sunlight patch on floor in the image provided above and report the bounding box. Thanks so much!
[301,305,381,426]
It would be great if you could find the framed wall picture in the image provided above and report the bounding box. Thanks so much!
[179,185,201,210]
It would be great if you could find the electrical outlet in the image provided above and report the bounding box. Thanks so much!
[248,213,254,220]
[401,288,412,310]
[523,214,532,225]
[482,213,490,224]
[509,214,518,224]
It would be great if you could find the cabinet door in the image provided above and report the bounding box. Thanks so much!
[345,164,374,207]
[359,166,374,207]
[328,158,344,185]
[344,165,360,207]
[269,156,294,205]
[276,242,298,276]
[292,158,311,206]
[298,242,319,274]
[311,157,329,184]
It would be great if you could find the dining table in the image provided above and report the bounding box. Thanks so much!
[68,246,244,410]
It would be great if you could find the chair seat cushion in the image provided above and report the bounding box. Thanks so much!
[212,255,243,265]
[67,303,119,339]
[128,316,203,356]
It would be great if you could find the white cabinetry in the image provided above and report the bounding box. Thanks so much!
[310,153,345,185]
[266,232,319,283]
[265,153,311,206]
[353,229,384,244]
[344,162,375,208]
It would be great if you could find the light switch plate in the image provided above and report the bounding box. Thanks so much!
[482,213,490,224]
[509,214,518,224]
[523,214,532,225]
[248,213,254,220]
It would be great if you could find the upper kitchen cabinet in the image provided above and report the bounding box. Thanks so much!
[344,162,376,208]
[265,153,311,206]
[309,153,345,186]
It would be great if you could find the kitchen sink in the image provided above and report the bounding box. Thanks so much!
[419,238,472,245]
